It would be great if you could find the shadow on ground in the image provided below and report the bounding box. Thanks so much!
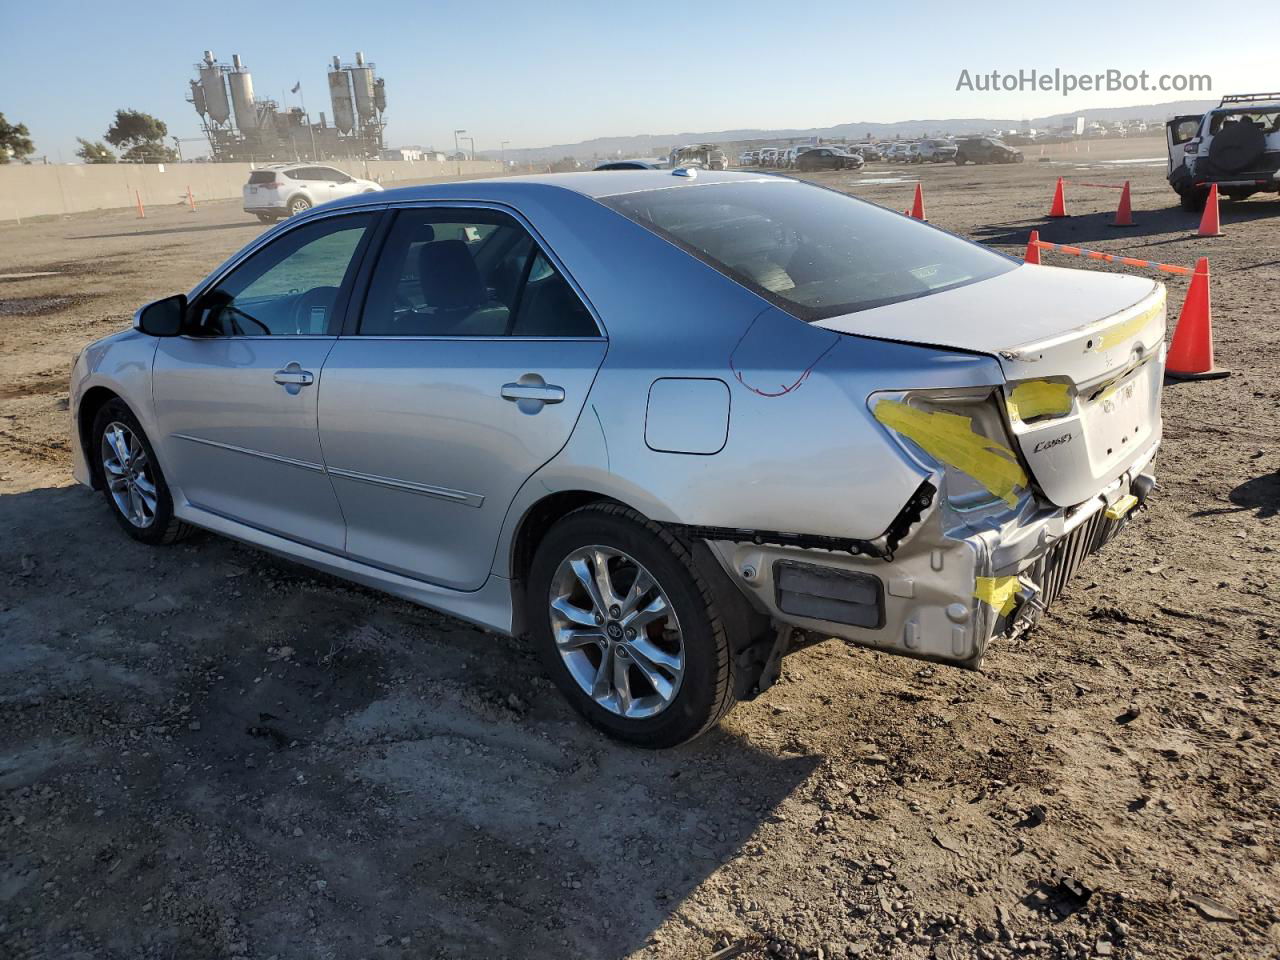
[1189,468,1280,519]
[972,195,1280,254]
[0,485,818,960]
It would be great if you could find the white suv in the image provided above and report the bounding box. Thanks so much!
[1167,93,1280,211]
[243,163,382,222]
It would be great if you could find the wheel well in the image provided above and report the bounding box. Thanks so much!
[508,491,617,635]
[77,386,121,489]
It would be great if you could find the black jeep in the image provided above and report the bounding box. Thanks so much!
[953,137,1024,165]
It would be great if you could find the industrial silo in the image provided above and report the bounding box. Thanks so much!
[199,51,231,126]
[350,51,376,125]
[328,57,355,135]
[228,54,258,131]
[373,77,386,115]
[190,79,207,118]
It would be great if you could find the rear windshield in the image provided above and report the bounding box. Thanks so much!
[1209,111,1280,134]
[248,171,276,184]
[601,179,1015,321]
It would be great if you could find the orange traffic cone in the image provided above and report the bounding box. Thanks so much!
[1112,181,1135,227]
[1048,177,1068,217]
[1197,184,1222,237]
[1166,258,1229,380]
[910,183,926,221]
[1024,229,1042,264]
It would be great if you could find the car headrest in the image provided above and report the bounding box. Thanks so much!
[418,239,486,310]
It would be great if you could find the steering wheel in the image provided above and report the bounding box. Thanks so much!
[290,286,340,334]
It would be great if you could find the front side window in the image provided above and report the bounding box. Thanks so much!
[603,180,1015,321]
[192,213,373,336]
[359,208,597,338]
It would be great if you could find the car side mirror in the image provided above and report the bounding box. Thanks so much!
[135,294,188,337]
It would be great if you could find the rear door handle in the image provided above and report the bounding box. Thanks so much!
[501,382,564,404]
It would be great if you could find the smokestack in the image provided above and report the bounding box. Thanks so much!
[355,51,365,66]
[203,50,215,64]
[232,54,243,70]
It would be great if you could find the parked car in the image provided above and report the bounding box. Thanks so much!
[243,163,382,222]
[917,139,959,163]
[738,151,757,166]
[1167,92,1280,211]
[595,159,662,171]
[73,170,1164,747]
[850,144,882,162]
[884,144,910,162]
[953,137,1024,165]
[795,147,864,171]
[672,143,729,171]
[904,142,923,163]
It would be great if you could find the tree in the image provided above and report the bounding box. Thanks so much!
[0,113,35,164]
[76,138,116,163]
[104,109,178,163]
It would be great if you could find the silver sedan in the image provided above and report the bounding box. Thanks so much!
[70,171,1165,747]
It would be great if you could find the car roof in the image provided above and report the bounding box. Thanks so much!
[318,170,782,213]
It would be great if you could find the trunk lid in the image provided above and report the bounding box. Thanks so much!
[816,263,1166,507]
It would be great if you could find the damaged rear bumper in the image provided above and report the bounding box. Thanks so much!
[705,443,1158,669]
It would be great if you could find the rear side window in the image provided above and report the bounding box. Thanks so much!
[248,171,276,184]
[602,180,1015,320]
[359,208,598,338]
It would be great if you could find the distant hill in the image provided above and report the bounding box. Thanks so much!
[493,98,1218,162]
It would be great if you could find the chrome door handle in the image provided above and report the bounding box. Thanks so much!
[501,382,564,403]
[274,363,315,396]
[274,369,315,385]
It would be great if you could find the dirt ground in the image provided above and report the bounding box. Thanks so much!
[2,136,1278,960]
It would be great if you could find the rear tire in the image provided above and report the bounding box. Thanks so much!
[527,503,738,748]
[92,399,193,546]
[1180,187,1208,212]
[287,195,312,216]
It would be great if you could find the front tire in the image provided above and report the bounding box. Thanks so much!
[92,399,193,545]
[527,504,738,748]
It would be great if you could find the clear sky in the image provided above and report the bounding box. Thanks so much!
[2,0,1275,161]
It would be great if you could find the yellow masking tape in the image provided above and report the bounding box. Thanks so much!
[1105,494,1139,521]
[874,400,1028,507]
[1094,291,1166,352]
[974,576,1020,616]
[1006,380,1073,421]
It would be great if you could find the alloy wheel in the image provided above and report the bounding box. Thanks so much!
[548,545,685,719]
[100,421,157,528]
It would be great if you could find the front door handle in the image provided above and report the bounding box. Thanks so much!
[274,362,315,395]
[501,383,565,403]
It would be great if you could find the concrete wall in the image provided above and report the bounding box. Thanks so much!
[0,159,505,221]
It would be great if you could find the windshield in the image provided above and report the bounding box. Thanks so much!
[602,180,1015,320]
